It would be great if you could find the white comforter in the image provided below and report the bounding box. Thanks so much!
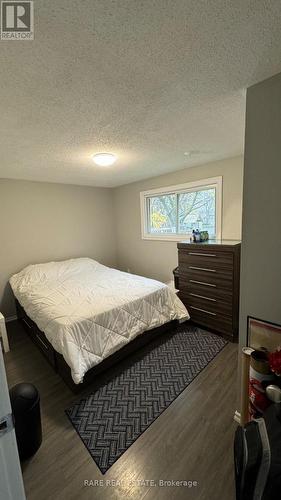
[10,258,189,383]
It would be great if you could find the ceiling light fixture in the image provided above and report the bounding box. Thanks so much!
[92,153,117,166]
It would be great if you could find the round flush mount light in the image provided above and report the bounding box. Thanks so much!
[92,153,117,166]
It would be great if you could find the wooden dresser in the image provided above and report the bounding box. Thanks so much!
[177,240,241,341]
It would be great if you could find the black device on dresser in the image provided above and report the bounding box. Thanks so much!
[176,240,241,341]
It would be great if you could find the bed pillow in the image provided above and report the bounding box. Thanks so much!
[10,257,101,290]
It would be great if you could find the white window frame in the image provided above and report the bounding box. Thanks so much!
[140,176,222,241]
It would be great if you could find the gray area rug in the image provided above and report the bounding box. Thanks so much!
[65,324,227,473]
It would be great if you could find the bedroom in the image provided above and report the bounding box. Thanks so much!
[0,2,281,500]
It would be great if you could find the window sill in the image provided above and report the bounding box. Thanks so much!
[141,234,217,242]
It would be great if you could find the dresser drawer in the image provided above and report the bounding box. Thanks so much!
[179,291,233,316]
[178,250,233,270]
[178,268,233,290]
[188,307,233,336]
[179,281,233,303]
[178,257,233,279]
[20,316,56,368]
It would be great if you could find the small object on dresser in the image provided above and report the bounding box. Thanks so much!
[195,229,201,242]
[200,231,209,242]
[190,230,209,242]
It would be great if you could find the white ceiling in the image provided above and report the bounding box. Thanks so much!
[1,0,281,188]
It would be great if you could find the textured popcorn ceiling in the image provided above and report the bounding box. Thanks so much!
[1,0,281,187]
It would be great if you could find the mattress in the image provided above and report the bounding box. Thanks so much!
[10,258,189,384]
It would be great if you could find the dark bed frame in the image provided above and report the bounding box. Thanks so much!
[15,299,176,393]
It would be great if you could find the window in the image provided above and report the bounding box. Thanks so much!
[140,177,222,241]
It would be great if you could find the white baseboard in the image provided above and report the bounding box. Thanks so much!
[234,410,241,425]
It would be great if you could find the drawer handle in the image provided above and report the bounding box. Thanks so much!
[189,266,216,272]
[189,293,216,302]
[22,318,32,329]
[36,334,49,351]
[189,280,216,287]
[190,306,217,316]
[188,252,217,257]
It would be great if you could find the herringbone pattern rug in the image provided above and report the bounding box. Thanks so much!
[65,324,227,473]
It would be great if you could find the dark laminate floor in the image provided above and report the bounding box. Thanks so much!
[4,321,238,500]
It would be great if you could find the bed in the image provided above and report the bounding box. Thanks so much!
[10,258,189,391]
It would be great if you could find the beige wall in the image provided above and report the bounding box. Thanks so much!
[0,156,244,318]
[0,179,117,317]
[239,73,281,347]
[113,156,243,283]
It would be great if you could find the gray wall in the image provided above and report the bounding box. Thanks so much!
[114,156,243,284]
[0,155,244,319]
[0,179,117,317]
[239,73,281,346]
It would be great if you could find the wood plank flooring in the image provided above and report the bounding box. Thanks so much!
[4,321,238,500]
